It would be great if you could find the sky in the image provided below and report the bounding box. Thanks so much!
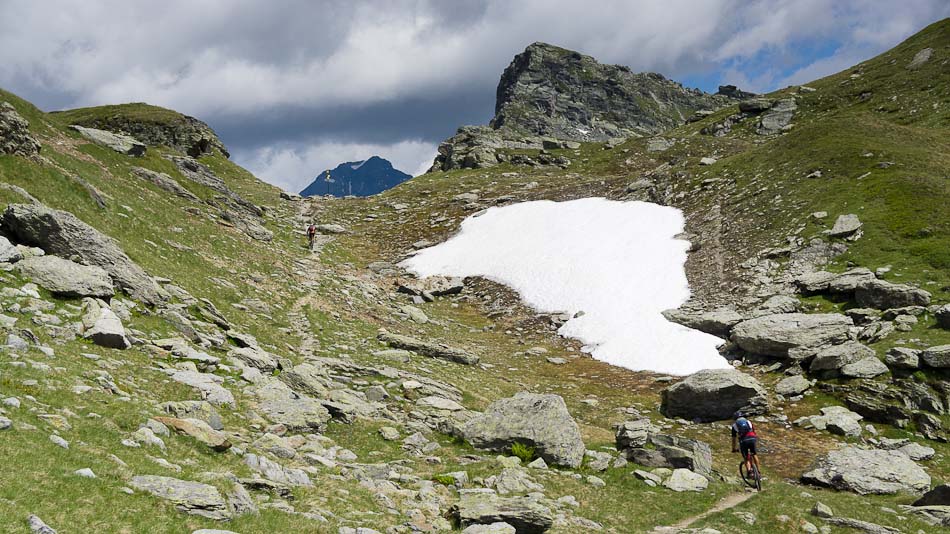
[1,1,947,193]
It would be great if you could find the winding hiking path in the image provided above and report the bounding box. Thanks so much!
[654,491,755,531]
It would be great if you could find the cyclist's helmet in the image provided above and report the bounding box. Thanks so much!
[733,411,744,419]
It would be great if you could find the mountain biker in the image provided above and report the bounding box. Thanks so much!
[731,411,760,476]
[306,223,317,250]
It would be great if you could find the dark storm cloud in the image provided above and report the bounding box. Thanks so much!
[1,0,948,191]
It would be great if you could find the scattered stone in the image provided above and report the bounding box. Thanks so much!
[840,357,889,379]
[461,392,585,468]
[615,418,657,450]
[49,434,69,449]
[662,469,708,492]
[252,380,331,432]
[625,434,713,476]
[154,416,231,451]
[829,214,862,238]
[921,345,950,368]
[907,47,933,70]
[809,342,875,374]
[822,517,900,534]
[885,347,920,370]
[812,502,833,518]
[82,301,131,350]
[130,167,200,202]
[660,368,768,421]
[462,523,517,534]
[74,468,96,478]
[775,375,812,396]
[130,475,231,520]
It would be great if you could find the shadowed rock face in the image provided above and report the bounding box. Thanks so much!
[492,42,737,141]
[0,102,41,156]
[661,368,769,422]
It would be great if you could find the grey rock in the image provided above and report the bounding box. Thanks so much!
[130,167,200,202]
[27,514,57,534]
[739,98,773,113]
[378,329,479,365]
[898,442,935,461]
[0,235,22,263]
[16,255,114,298]
[83,303,131,350]
[801,446,931,495]
[812,501,833,518]
[885,347,920,370]
[71,125,146,156]
[756,97,797,134]
[454,491,553,534]
[809,342,875,373]
[159,401,224,430]
[462,523,517,534]
[0,416,12,430]
[731,313,852,358]
[626,434,713,476]
[2,204,168,305]
[775,375,812,396]
[795,268,875,294]
[662,468,708,492]
[0,102,41,156]
[615,418,657,450]
[252,380,331,432]
[840,357,889,379]
[228,346,278,372]
[660,368,768,422]
[245,453,311,487]
[67,107,228,157]
[907,47,934,70]
[828,214,862,238]
[855,279,931,310]
[662,307,743,338]
[169,370,235,408]
[130,475,231,520]
[495,468,544,495]
[822,517,901,534]
[461,392,585,468]
[921,345,950,368]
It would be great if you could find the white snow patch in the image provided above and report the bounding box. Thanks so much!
[401,198,728,375]
[350,160,366,170]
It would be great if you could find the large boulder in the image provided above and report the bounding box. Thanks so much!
[855,279,931,310]
[16,255,114,298]
[801,446,931,495]
[0,236,21,263]
[731,313,852,358]
[775,375,813,396]
[0,101,41,156]
[915,484,950,506]
[921,345,950,368]
[129,475,230,520]
[662,468,709,492]
[795,268,875,294]
[82,300,130,349]
[71,125,146,156]
[377,329,479,365]
[2,204,167,305]
[660,368,768,422]
[625,434,713,476]
[153,416,231,451]
[453,491,553,534]
[460,392,585,468]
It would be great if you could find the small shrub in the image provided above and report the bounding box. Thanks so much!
[510,441,537,463]
[432,474,457,486]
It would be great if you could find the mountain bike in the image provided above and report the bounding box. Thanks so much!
[739,452,762,491]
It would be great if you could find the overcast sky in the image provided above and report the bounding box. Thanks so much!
[1,1,947,192]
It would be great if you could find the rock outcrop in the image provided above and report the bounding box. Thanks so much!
[130,475,231,520]
[453,491,553,534]
[660,368,768,421]
[2,204,168,305]
[801,446,931,495]
[70,125,146,156]
[460,392,585,468]
[0,102,41,156]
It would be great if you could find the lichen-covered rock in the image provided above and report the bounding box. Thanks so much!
[130,475,231,520]
[16,255,114,298]
[661,368,768,422]
[461,392,585,468]
[2,204,168,305]
[809,342,876,373]
[775,375,813,396]
[802,446,931,495]
[130,167,200,201]
[0,102,41,156]
[71,125,146,156]
[731,313,853,358]
[252,380,331,432]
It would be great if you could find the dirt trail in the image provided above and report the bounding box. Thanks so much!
[654,491,756,531]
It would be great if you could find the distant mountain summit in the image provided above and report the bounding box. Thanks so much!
[429,41,751,172]
[299,156,412,197]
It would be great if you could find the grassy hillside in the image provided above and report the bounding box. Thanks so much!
[0,18,948,534]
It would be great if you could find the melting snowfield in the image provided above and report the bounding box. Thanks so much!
[401,198,729,375]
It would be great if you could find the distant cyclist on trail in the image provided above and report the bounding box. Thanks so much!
[306,223,317,250]
[732,411,760,475]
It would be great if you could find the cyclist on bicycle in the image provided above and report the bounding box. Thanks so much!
[731,411,760,475]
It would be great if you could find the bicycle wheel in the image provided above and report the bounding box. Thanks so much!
[739,461,755,489]
[752,463,762,491]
